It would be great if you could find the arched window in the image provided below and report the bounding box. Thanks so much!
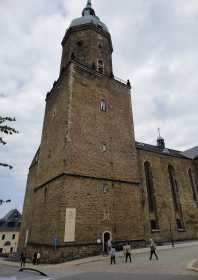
[168,165,184,230]
[168,165,179,211]
[100,100,107,112]
[97,59,104,74]
[4,241,11,246]
[144,162,159,231]
[188,168,197,202]
[144,162,156,213]
[176,219,183,230]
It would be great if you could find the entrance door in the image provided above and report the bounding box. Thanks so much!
[103,231,111,254]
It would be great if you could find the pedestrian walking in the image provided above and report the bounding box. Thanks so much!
[110,247,116,264]
[36,251,41,265]
[149,239,159,260]
[125,242,132,263]
[32,251,37,265]
[107,239,112,255]
[20,252,26,268]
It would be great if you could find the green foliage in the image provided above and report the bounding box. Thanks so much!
[0,116,18,169]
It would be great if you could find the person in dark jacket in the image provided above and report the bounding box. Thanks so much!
[33,251,37,265]
[20,252,26,268]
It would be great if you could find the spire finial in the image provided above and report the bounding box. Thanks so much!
[158,128,161,138]
[157,128,166,149]
[82,0,95,16]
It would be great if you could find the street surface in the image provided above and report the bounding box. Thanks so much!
[0,242,197,279]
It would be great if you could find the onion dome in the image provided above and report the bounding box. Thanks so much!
[70,0,109,33]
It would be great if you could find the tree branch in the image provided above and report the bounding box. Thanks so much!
[0,163,13,169]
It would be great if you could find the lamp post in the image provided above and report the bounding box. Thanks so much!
[0,199,11,205]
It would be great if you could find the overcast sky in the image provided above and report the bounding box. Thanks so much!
[0,0,198,218]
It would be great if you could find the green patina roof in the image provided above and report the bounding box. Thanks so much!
[70,0,109,33]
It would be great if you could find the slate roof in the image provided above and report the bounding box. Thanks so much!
[136,141,191,160]
[70,0,109,33]
[0,209,22,231]
[183,146,198,159]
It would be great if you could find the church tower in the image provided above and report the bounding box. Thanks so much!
[20,1,144,263]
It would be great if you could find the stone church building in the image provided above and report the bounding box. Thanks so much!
[19,1,198,263]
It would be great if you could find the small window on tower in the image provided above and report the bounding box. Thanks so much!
[98,43,102,49]
[150,220,159,231]
[101,144,107,152]
[77,41,83,47]
[97,59,104,74]
[100,100,107,112]
[176,219,184,230]
[103,184,108,193]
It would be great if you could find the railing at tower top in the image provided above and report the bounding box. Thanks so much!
[68,59,131,88]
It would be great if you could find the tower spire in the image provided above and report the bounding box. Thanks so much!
[157,128,166,149]
[82,0,95,16]
[158,128,161,138]
[87,0,92,6]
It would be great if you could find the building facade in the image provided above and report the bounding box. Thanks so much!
[19,1,198,263]
[0,209,21,254]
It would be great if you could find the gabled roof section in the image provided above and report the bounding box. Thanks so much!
[0,209,22,231]
[136,141,191,159]
[183,146,198,159]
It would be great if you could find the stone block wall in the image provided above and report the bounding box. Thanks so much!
[137,148,198,242]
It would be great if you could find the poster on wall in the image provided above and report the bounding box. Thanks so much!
[64,208,76,242]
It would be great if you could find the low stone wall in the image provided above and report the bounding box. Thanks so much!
[24,242,103,264]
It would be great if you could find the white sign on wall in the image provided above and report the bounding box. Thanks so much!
[64,208,76,242]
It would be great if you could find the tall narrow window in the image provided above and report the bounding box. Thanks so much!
[97,59,104,74]
[144,162,159,231]
[144,162,156,213]
[100,100,107,112]
[168,166,179,211]
[168,165,184,230]
[188,168,197,202]
[44,187,48,202]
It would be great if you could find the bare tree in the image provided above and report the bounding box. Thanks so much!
[0,116,18,169]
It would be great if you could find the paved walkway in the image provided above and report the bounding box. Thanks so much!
[0,241,198,279]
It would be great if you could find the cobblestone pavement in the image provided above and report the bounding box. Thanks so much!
[0,242,198,279]
[70,244,198,275]
[42,242,198,278]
